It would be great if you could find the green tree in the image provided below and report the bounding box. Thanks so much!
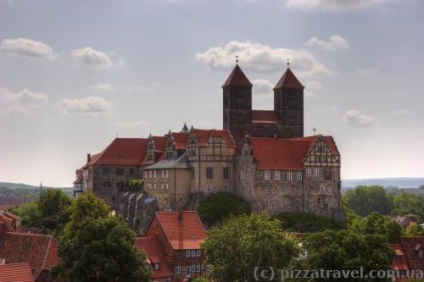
[275,212,344,233]
[203,213,297,282]
[303,230,394,282]
[353,212,402,243]
[343,186,393,217]
[404,222,424,236]
[54,192,150,281]
[197,192,250,227]
[392,192,424,222]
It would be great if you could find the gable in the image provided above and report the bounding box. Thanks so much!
[303,136,340,167]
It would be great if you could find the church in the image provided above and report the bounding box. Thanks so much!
[74,62,344,232]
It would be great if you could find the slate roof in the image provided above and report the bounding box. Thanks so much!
[135,237,173,279]
[0,232,59,279]
[144,154,191,170]
[0,262,34,282]
[273,67,304,90]
[153,211,206,250]
[222,64,253,88]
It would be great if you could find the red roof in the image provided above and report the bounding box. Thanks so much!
[88,138,148,166]
[192,128,235,149]
[0,205,12,212]
[0,232,59,279]
[388,244,410,270]
[153,211,206,250]
[249,137,311,170]
[222,64,253,88]
[135,237,173,279]
[399,236,424,270]
[252,110,279,123]
[0,262,34,282]
[273,68,304,90]
[169,132,188,150]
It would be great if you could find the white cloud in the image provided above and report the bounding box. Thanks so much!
[0,38,56,59]
[304,35,350,51]
[285,0,388,12]
[195,40,333,78]
[355,68,378,77]
[304,80,323,98]
[72,47,126,69]
[89,83,157,93]
[252,79,273,99]
[115,120,150,128]
[0,88,48,115]
[57,96,112,115]
[342,109,378,126]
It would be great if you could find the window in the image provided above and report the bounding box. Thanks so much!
[115,168,124,176]
[207,185,213,193]
[154,263,160,270]
[296,172,302,180]
[149,171,153,178]
[264,170,271,181]
[324,170,332,180]
[166,183,169,190]
[153,183,156,190]
[206,167,213,179]
[176,265,181,274]
[153,171,157,178]
[161,170,164,178]
[313,168,320,177]
[186,250,191,257]
[196,264,201,272]
[223,167,230,179]
[206,264,211,272]
[274,171,281,181]
[191,250,196,257]
[186,266,191,275]
[196,250,201,257]
[306,168,312,177]
[165,170,169,178]
[191,265,196,273]
[191,167,195,179]
[161,183,164,189]
[287,171,293,181]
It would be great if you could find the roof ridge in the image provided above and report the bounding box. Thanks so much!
[38,236,53,279]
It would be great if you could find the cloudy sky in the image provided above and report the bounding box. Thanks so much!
[1,0,423,187]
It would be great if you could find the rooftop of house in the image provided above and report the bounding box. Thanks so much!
[135,237,173,279]
[0,262,34,282]
[152,211,207,250]
[388,244,410,270]
[248,135,339,170]
[0,232,59,279]
[399,236,424,270]
[191,128,235,149]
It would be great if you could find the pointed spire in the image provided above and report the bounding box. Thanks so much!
[180,122,189,133]
[222,64,252,88]
[273,66,304,90]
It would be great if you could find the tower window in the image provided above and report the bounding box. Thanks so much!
[206,167,214,179]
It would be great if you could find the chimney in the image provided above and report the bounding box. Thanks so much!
[87,153,91,163]
[178,209,183,222]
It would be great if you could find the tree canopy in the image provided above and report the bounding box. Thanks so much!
[343,186,393,217]
[197,191,250,227]
[275,212,344,233]
[54,192,150,282]
[392,192,424,222]
[202,213,297,282]
[354,212,402,243]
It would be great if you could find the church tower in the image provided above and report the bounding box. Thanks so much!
[222,63,253,150]
[273,66,304,138]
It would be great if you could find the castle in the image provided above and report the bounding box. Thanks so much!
[74,63,344,232]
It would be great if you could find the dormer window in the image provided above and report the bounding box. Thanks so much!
[154,263,160,270]
[415,244,424,258]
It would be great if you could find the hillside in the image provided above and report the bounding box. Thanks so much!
[342,177,424,189]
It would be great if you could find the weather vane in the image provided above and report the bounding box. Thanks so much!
[287,58,290,67]
[235,55,239,64]
[312,127,317,135]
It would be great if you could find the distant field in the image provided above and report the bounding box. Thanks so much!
[342,177,424,189]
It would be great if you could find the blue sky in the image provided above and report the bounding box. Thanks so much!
[1,0,423,187]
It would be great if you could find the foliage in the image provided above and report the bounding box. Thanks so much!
[404,222,424,236]
[343,186,393,217]
[197,192,250,227]
[275,212,344,233]
[54,192,150,281]
[353,212,402,243]
[203,213,297,282]
[127,179,143,191]
[303,230,394,282]
[11,189,72,236]
[191,277,210,282]
[392,192,424,222]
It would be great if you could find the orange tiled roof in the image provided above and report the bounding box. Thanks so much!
[0,232,59,279]
[222,64,253,88]
[399,236,424,270]
[0,262,34,282]
[169,132,188,150]
[296,135,340,156]
[193,128,235,149]
[135,237,173,279]
[88,138,148,166]
[155,211,206,250]
[249,137,310,170]
[252,110,279,123]
[273,68,304,90]
[388,244,410,270]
